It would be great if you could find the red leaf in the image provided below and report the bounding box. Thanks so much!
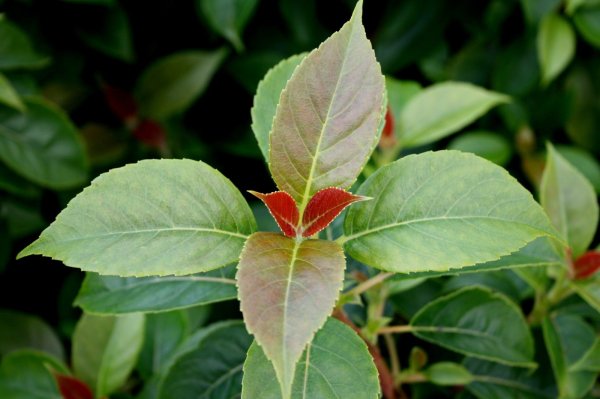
[379,106,396,149]
[249,190,299,237]
[301,187,368,237]
[133,119,166,149]
[102,83,138,123]
[573,250,600,280]
[53,373,94,399]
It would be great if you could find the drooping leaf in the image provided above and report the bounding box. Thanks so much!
[269,0,385,212]
[397,82,508,148]
[251,53,305,162]
[0,310,65,361]
[343,151,559,274]
[537,14,576,86]
[52,373,94,399]
[136,49,228,119]
[242,318,380,399]
[424,362,473,386]
[159,321,252,399]
[72,313,144,398]
[75,265,237,314]
[196,0,260,51]
[249,190,299,237]
[540,142,598,258]
[237,232,346,398]
[0,18,49,70]
[570,338,600,372]
[0,97,88,189]
[18,159,256,277]
[411,287,535,367]
[0,73,24,111]
[571,274,600,312]
[448,131,512,166]
[301,187,367,237]
[77,6,134,62]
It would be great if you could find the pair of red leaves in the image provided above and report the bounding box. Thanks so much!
[573,250,600,280]
[250,187,368,238]
[52,373,94,399]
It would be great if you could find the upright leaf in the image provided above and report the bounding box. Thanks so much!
[18,159,256,277]
[242,318,380,399]
[0,73,24,111]
[249,191,299,237]
[537,14,576,85]
[269,0,385,212]
[72,313,144,398]
[196,0,259,51]
[0,310,65,361]
[237,232,345,398]
[541,143,598,258]
[0,18,49,70]
[343,151,559,273]
[301,187,367,237]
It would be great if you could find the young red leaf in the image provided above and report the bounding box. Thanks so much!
[379,106,396,149]
[101,83,138,124]
[301,187,369,237]
[53,373,94,399]
[133,119,166,149]
[249,190,299,237]
[573,250,600,280]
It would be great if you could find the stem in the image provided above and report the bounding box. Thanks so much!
[378,325,413,335]
[397,372,427,384]
[348,272,394,297]
[383,333,401,383]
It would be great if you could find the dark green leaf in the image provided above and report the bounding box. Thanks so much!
[61,0,115,5]
[443,270,532,302]
[0,310,65,361]
[77,6,134,62]
[492,35,539,97]
[424,362,473,386]
[196,0,259,51]
[520,0,561,24]
[570,338,600,372]
[573,5,600,48]
[0,162,40,198]
[0,18,49,70]
[570,275,600,313]
[0,73,24,111]
[448,131,512,166]
[279,0,326,48]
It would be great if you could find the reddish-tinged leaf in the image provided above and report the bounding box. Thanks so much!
[379,106,396,149]
[53,373,94,399]
[133,119,166,149]
[302,187,368,237]
[102,84,138,123]
[249,190,299,237]
[574,251,600,279]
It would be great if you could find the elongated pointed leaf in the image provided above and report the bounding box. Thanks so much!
[537,14,576,85]
[0,72,24,111]
[541,143,598,258]
[196,0,259,51]
[237,233,345,398]
[18,159,256,277]
[250,191,299,237]
[74,265,237,314]
[343,151,559,273]
[411,287,535,367]
[269,0,385,211]
[302,187,367,237]
[242,318,380,399]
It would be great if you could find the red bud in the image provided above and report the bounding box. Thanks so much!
[102,83,138,124]
[573,250,600,280]
[379,106,396,149]
[133,119,167,149]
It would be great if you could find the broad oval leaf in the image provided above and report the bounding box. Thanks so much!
[249,190,299,237]
[251,53,305,162]
[573,5,600,49]
[398,82,509,148]
[242,318,380,399]
[18,159,256,277]
[136,49,228,119]
[0,98,88,189]
[302,187,367,237]
[541,143,598,258]
[537,14,576,86]
[196,0,259,51]
[237,232,346,398]
[72,313,144,398]
[448,131,512,166]
[411,287,535,367]
[74,265,237,314]
[269,0,385,211]
[159,321,252,399]
[343,150,559,273]
[0,18,49,70]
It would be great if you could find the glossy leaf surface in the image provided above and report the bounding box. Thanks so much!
[196,0,259,51]
[249,190,299,237]
[19,159,256,277]
[242,318,379,399]
[537,13,575,85]
[269,0,385,210]
[237,233,345,398]
[344,151,559,273]
[0,310,65,361]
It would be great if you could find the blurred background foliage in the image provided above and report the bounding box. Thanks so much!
[0,0,599,384]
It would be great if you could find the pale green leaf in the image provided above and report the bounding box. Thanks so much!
[269,0,385,212]
[343,150,559,274]
[398,82,509,148]
[570,275,600,313]
[18,159,256,277]
[136,49,228,119]
[448,131,512,166]
[196,0,259,52]
[0,73,24,111]
[537,14,576,86]
[556,145,600,193]
[411,287,535,367]
[386,77,422,135]
[541,143,598,258]
[242,318,379,399]
[237,233,346,399]
[0,19,49,70]
[424,362,473,386]
[251,53,305,162]
[72,313,145,398]
[0,97,88,189]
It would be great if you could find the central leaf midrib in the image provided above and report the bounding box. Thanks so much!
[281,238,303,382]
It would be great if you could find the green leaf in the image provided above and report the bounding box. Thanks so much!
[0,163,39,198]
[542,314,596,399]
[443,270,531,302]
[18,159,256,276]
[570,338,600,372]
[237,233,346,399]
[0,350,68,399]
[72,313,144,398]
[0,98,88,189]
[343,151,559,274]
[0,310,65,362]
[520,0,562,24]
[136,49,228,119]
[448,131,512,166]
[398,82,509,148]
[424,362,473,386]
[573,5,600,48]
[251,53,305,162]
[537,14,576,86]
[571,275,600,313]
[242,318,379,399]
[269,0,385,212]
[77,6,134,62]
[386,77,422,134]
[75,265,237,314]
[0,18,49,70]
[0,73,24,111]
[411,287,535,367]
[541,143,598,258]
[159,321,252,399]
[196,0,259,52]
[556,145,600,193]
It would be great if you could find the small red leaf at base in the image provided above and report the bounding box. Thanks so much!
[249,190,299,237]
[133,119,166,149]
[101,83,138,123]
[302,187,369,237]
[379,106,396,149]
[53,373,94,399]
[573,250,600,280]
